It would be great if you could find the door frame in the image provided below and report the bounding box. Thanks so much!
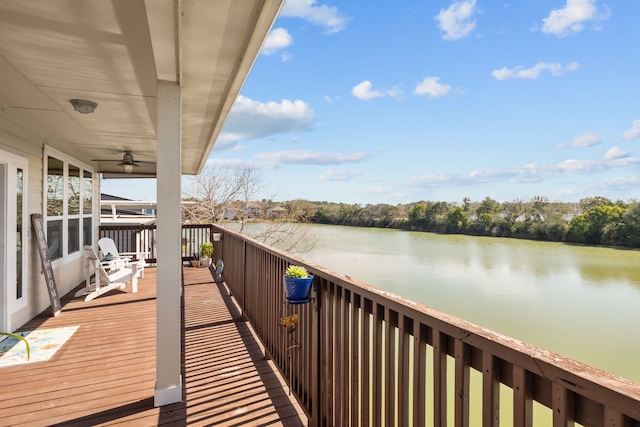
[0,148,28,333]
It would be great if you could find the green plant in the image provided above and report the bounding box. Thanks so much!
[285,265,309,278]
[0,332,30,360]
[200,242,214,259]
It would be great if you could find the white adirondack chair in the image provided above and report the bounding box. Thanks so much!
[98,237,148,278]
[76,246,139,302]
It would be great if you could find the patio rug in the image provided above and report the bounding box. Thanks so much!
[0,325,79,368]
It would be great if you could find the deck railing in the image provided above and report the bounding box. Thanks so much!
[214,224,640,427]
[99,223,215,264]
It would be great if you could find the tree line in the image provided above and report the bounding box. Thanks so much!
[278,195,640,248]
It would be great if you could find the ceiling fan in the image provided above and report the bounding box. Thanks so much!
[118,151,139,174]
[94,151,153,174]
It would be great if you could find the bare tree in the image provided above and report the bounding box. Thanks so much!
[182,164,262,224]
[182,164,316,253]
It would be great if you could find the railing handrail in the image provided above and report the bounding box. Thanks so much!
[215,223,640,426]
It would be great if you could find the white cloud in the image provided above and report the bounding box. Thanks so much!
[231,145,250,151]
[386,85,404,98]
[398,156,640,190]
[318,168,362,181]
[280,0,349,34]
[254,150,370,165]
[492,62,580,80]
[595,175,640,190]
[435,0,478,41]
[540,0,610,37]
[605,147,629,160]
[556,131,601,147]
[414,77,452,97]
[216,96,315,150]
[261,28,293,56]
[205,158,263,169]
[352,81,384,101]
[621,119,640,140]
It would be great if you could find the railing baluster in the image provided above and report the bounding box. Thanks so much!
[324,281,335,425]
[413,323,427,426]
[514,365,533,427]
[433,330,447,427]
[603,407,625,427]
[334,286,343,425]
[552,384,575,427]
[340,289,349,426]
[482,351,500,427]
[350,292,361,427]
[454,339,470,427]
[373,303,383,427]
[399,316,411,427]
[385,307,397,426]
[361,299,372,427]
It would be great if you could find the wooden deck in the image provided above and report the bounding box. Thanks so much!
[0,266,308,426]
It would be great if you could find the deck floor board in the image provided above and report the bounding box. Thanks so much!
[0,266,307,426]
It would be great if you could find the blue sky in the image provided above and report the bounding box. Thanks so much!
[103,0,640,205]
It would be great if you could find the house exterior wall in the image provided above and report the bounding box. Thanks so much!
[0,108,99,331]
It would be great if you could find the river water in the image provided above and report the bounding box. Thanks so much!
[234,222,640,383]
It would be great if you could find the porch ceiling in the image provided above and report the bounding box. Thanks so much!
[0,0,283,176]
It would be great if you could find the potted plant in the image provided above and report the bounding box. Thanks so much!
[283,265,314,304]
[199,242,214,267]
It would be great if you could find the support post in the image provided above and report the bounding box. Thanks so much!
[154,80,183,406]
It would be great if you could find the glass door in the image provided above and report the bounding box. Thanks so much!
[0,150,28,333]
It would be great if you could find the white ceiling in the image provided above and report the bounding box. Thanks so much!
[0,0,283,176]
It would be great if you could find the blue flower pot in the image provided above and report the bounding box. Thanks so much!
[283,275,314,304]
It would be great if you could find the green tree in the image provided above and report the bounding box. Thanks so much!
[579,196,613,212]
[534,214,568,241]
[622,202,640,247]
[445,206,469,233]
[313,205,333,224]
[475,197,501,216]
[470,213,496,236]
[567,205,625,244]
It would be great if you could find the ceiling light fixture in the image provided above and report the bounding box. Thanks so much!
[119,151,138,174]
[70,99,97,114]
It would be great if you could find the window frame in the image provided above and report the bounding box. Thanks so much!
[44,146,95,267]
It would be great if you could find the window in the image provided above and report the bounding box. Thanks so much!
[47,156,64,260]
[45,148,94,262]
[83,171,92,246]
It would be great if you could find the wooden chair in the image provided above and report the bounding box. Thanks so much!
[75,246,139,302]
[98,237,148,277]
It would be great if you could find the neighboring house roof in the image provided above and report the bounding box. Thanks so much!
[101,193,157,216]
